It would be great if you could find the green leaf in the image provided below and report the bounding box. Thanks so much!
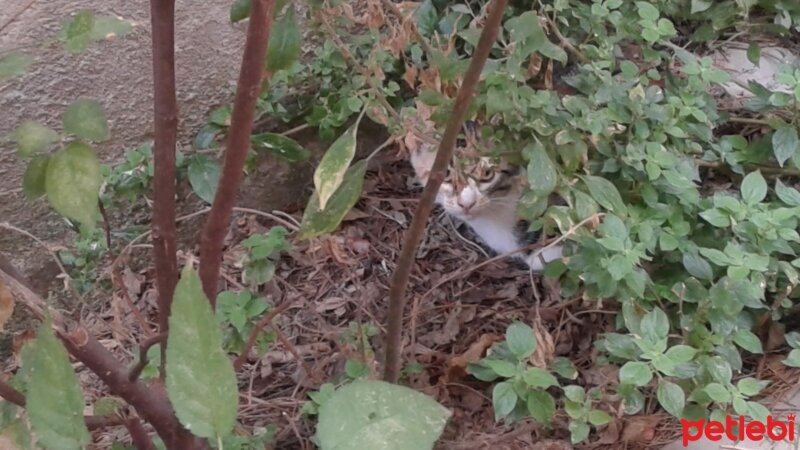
[0,52,33,80]
[230,0,251,22]
[23,155,50,200]
[733,329,763,354]
[741,170,767,204]
[299,159,367,240]
[775,180,800,206]
[526,143,557,196]
[773,127,799,167]
[641,308,669,341]
[12,121,58,157]
[505,321,537,360]
[747,401,769,422]
[581,175,626,214]
[45,142,102,228]
[209,106,232,127]
[563,385,585,403]
[313,121,359,210]
[522,368,558,389]
[62,99,110,142]
[683,252,713,280]
[619,361,653,387]
[699,209,730,227]
[737,377,768,396]
[265,8,302,73]
[747,41,761,65]
[787,332,800,349]
[603,333,639,359]
[481,359,517,378]
[636,2,660,20]
[526,390,555,425]
[587,410,612,426]
[62,10,95,54]
[783,349,800,367]
[665,345,697,363]
[316,380,451,450]
[704,383,731,403]
[251,132,310,162]
[657,380,685,417]
[25,319,90,450]
[414,0,438,36]
[551,357,578,380]
[167,265,238,439]
[187,155,221,204]
[691,0,713,13]
[569,420,590,444]
[492,381,518,420]
[89,15,133,40]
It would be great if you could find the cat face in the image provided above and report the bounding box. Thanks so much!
[410,145,524,219]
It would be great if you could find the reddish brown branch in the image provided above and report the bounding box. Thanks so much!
[199,0,277,308]
[126,416,157,450]
[149,0,179,366]
[233,299,293,371]
[129,332,168,382]
[0,379,26,407]
[0,269,204,449]
[381,0,508,383]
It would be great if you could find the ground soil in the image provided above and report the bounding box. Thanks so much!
[1,0,247,287]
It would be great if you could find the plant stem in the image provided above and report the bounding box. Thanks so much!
[199,0,277,308]
[0,268,204,449]
[382,0,509,383]
[149,0,179,374]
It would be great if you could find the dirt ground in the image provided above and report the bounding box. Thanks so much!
[0,0,247,283]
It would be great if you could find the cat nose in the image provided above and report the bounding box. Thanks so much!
[458,197,476,212]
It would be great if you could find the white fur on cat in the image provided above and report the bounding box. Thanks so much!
[410,145,563,271]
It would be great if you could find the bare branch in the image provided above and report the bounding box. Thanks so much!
[233,298,293,371]
[128,332,167,382]
[0,268,204,449]
[149,0,180,373]
[382,0,509,383]
[200,0,278,308]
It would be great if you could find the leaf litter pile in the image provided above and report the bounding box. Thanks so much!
[0,140,793,450]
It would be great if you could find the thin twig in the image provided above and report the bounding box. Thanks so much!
[200,0,278,308]
[382,0,509,383]
[0,0,36,34]
[128,333,168,382]
[544,15,588,64]
[98,199,113,251]
[233,299,295,371]
[232,207,299,232]
[695,158,800,177]
[0,222,84,304]
[377,0,436,58]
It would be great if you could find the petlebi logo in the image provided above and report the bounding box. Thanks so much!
[681,414,796,446]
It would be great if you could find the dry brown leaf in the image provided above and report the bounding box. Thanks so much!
[326,237,356,266]
[0,279,14,332]
[418,67,442,92]
[444,333,501,382]
[403,62,419,89]
[766,321,785,352]
[621,415,662,442]
[527,53,543,79]
[530,440,573,450]
[530,320,555,368]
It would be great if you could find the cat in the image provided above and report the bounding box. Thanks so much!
[407,123,563,271]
